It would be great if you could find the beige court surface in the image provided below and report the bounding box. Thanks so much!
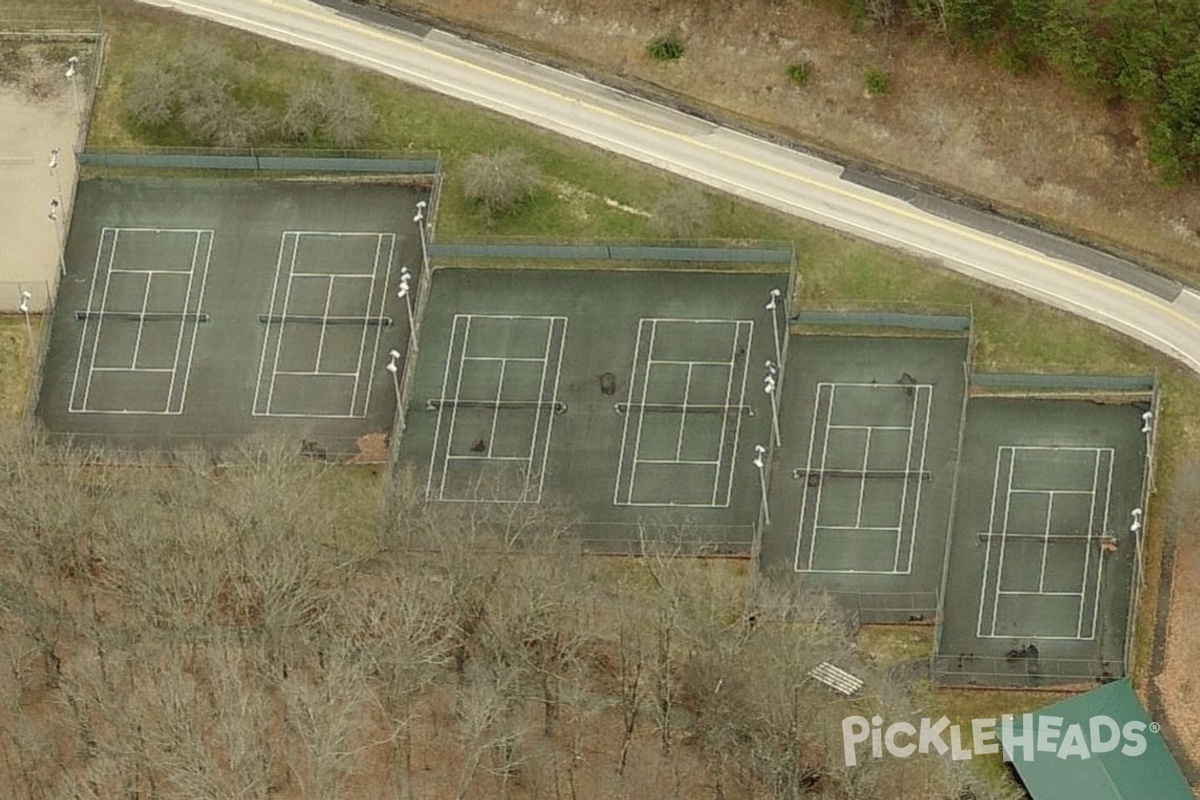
[0,60,81,312]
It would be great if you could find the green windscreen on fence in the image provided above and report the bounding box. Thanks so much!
[77,150,440,174]
[971,373,1155,392]
[428,243,795,263]
[790,311,971,331]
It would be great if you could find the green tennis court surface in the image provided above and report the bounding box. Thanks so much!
[934,398,1146,687]
[396,266,790,552]
[37,175,428,458]
[757,335,969,621]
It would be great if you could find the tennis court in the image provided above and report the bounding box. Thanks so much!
[757,335,969,618]
[398,266,790,550]
[38,175,427,457]
[936,399,1146,686]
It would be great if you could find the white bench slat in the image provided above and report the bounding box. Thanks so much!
[809,662,863,696]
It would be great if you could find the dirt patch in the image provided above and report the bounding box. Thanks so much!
[385,0,1200,277]
[349,431,390,464]
[0,44,84,310]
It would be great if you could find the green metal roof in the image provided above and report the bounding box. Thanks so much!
[999,680,1192,800]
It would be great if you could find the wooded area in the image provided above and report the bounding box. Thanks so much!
[848,0,1200,182]
[0,428,1018,799]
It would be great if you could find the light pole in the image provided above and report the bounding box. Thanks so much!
[753,444,771,526]
[48,199,66,277]
[397,267,417,352]
[386,348,406,430]
[65,57,81,133]
[18,290,33,350]
[48,147,63,201]
[413,200,429,276]
[765,288,784,370]
[764,362,781,447]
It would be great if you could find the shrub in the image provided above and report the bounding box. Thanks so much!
[646,34,685,62]
[863,67,891,97]
[786,61,813,86]
[461,148,542,225]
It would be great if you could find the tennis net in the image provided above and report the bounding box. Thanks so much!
[793,469,932,482]
[614,402,754,416]
[258,314,393,326]
[975,531,1114,546]
[425,399,567,414]
[75,311,210,323]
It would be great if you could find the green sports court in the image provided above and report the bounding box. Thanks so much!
[37,173,429,458]
[757,333,969,622]
[933,397,1147,687]
[395,265,791,552]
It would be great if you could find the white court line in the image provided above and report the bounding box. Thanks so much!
[829,424,912,431]
[274,370,358,377]
[988,450,1018,637]
[999,590,1084,597]
[108,268,195,275]
[625,319,658,499]
[430,314,567,503]
[90,367,174,373]
[806,384,837,571]
[650,358,735,368]
[289,271,375,278]
[711,328,740,504]
[464,356,547,363]
[1038,493,1056,593]
[818,524,902,532]
[438,316,475,500]
[976,447,1008,637]
[128,273,154,370]
[349,233,394,417]
[904,386,934,572]
[166,230,206,415]
[613,319,647,505]
[253,232,294,415]
[311,275,337,373]
[525,318,562,501]
[264,232,303,414]
[486,359,508,458]
[674,363,693,462]
[979,445,1114,641]
[1085,450,1115,639]
[637,458,721,466]
[893,385,921,572]
[1078,450,1101,637]
[720,321,753,507]
[855,428,872,528]
[80,228,122,411]
[426,315,466,500]
[69,228,116,410]
[447,455,531,462]
[793,383,827,571]
[616,318,751,508]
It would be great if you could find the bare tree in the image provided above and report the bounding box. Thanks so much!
[460,148,542,225]
[282,74,376,148]
[123,62,180,127]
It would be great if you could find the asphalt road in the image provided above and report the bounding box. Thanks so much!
[140,0,1200,374]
